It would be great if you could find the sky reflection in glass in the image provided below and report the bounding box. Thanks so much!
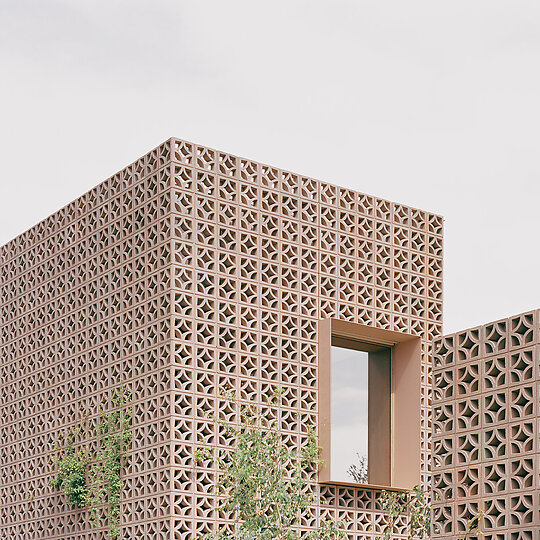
[331,345,369,482]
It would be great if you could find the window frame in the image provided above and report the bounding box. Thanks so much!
[318,318,422,490]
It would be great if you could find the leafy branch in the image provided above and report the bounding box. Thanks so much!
[50,387,132,540]
[378,485,431,540]
[195,390,344,539]
[347,453,368,484]
[378,485,483,540]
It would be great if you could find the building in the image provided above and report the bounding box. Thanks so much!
[1,136,442,538]
[432,311,540,539]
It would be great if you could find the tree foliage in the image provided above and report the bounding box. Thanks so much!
[50,388,132,540]
[347,453,369,484]
[378,485,431,540]
[378,485,482,540]
[50,427,90,508]
[196,391,344,539]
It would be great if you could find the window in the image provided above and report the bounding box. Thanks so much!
[318,319,422,489]
[330,339,391,485]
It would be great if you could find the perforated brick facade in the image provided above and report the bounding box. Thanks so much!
[432,310,540,540]
[0,138,443,538]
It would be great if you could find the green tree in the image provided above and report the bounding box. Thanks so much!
[378,485,431,540]
[196,391,344,539]
[50,388,132,540]
[378,486,482,540]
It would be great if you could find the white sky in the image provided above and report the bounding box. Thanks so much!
[1,1,539,334]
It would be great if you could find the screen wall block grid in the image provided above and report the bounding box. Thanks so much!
[431,310,540,540]
[0,137,443,539]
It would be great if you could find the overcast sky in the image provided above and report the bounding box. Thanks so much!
[1,1,538,334]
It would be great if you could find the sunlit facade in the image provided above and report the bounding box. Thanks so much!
[0,137,443,538]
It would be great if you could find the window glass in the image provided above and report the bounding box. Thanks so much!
[331,345,369,483]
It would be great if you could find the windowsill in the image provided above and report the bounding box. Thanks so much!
[318,479,409,492]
